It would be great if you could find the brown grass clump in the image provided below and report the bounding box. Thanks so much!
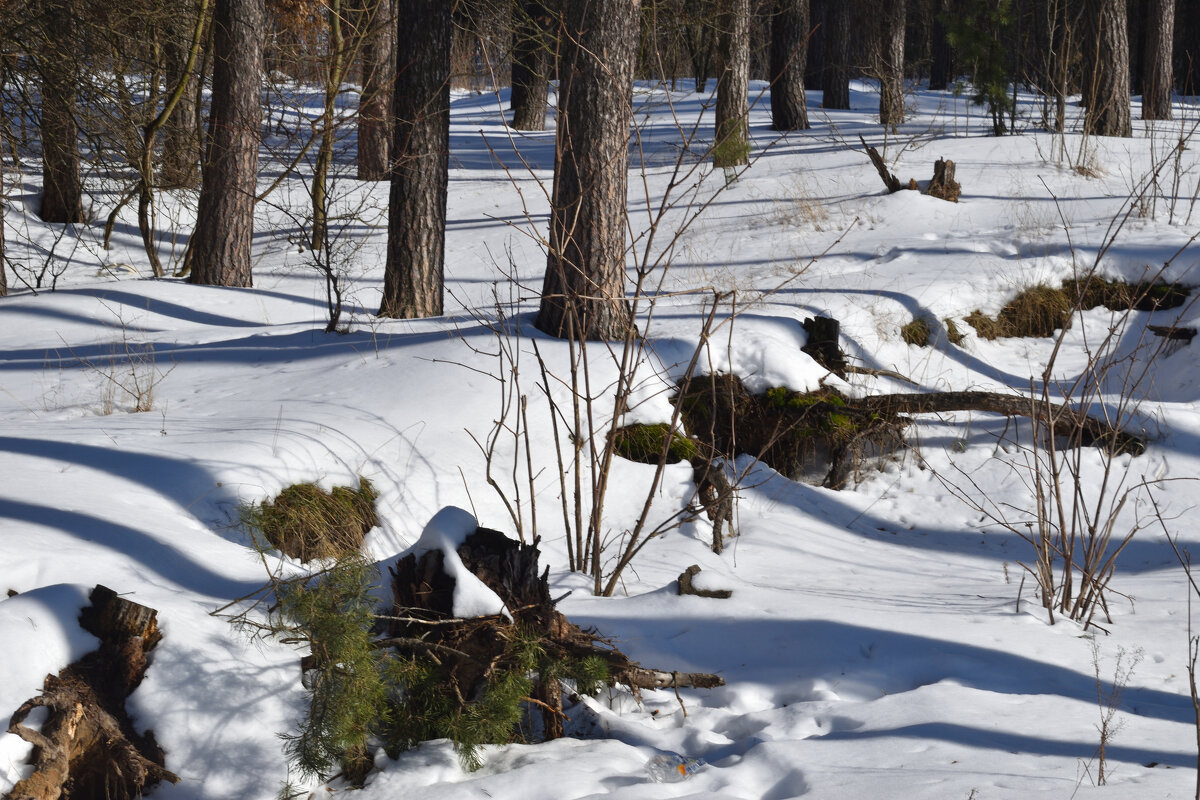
[244,477,378,562]
[943,317,966,346]
[900,317,931,347]
[967,284,1073,339]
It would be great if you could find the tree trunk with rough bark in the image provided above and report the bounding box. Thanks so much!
[770,0,810,131]
[1084,0,1132,137]
[161,10,203,189]
[189,0,264,287]
[379,0,451,319]
[535,0,639,341]
[876,0,906,128]
[1141,0,1174,120]
[714,0,750,166]
[0,126,5,298]
[38,0,84,224]
[804,0,824,90]
[929,0,952,91]
[357,0,395,180]
[820,0,849,109]
[510,0,552,131]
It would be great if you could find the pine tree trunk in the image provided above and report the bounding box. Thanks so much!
[804,0,824,90]
[820,0,850,109]
[510,0,552,131]
[1141,0,1174,120]
[161,11,203,189]
[929,0,952,91]
[769,0,810,131]
[357,0,395,181]
[38,0,84,224]
[714,0,750,166]
[1084,0,1132,137]
[535,0,639,341]
[189,0,264,287]
[379,0,451,319]
[0,125,5,298]
[876,0,906,128]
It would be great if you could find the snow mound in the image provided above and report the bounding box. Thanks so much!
[406,507,511,620]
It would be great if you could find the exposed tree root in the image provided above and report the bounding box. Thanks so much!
[5,585,178,800]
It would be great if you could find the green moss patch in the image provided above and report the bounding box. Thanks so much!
[676,374,906,488]
[612,423,700,464]
[243,477,378,562]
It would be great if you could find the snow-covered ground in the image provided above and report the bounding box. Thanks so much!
[3,79,1200,799]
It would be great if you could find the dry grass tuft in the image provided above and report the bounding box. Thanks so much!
[244,477,378,562]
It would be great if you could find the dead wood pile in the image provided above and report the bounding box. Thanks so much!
[5,585,178,800]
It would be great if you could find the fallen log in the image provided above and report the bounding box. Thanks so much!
[859,391,1146,456]
[5,585,178,800]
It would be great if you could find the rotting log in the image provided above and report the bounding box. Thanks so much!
[859,135,903,193]
[5,585,179,800]
[859,135,960,202]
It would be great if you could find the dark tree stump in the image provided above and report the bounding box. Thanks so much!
[925,158,960,202]
[6,585,178,800]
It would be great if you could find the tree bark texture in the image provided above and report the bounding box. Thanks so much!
[379,0,451,319]
[803,0,824,90]
[876,0,906,128]
[0,126,5,298]
[769,0,810,131]
[189,0,264,287]
[37,0,84,224]
[1084,0,1132,137]
[714,0,751,166]
[509,0,553,131]
[357,0,396,180]
[161,10,203,189]
[535,0,639,341]
[928,0,952,91]
[1141,0,1174,120]
[820,0,850,109]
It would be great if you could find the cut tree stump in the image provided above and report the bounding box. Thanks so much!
[5,585,178,800]
[925,158,960,202]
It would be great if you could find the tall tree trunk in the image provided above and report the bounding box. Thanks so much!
[1141,0,1174,119]
[189,0,264,287]
[161,7,204,189]
[535,0,640,341]
[804,0,825,90]
[820,0,850,109]
[0,126,6,297]
[876,0,906,128]
[38,0,84,224]
[379,0,451,319]
[1084,0,1132,136]
[714,0,750,166]
[357,0,395,180]
[928,0,952,91]
[770,0,810,131]
[510,0,552,131]
[311,0,350,253]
